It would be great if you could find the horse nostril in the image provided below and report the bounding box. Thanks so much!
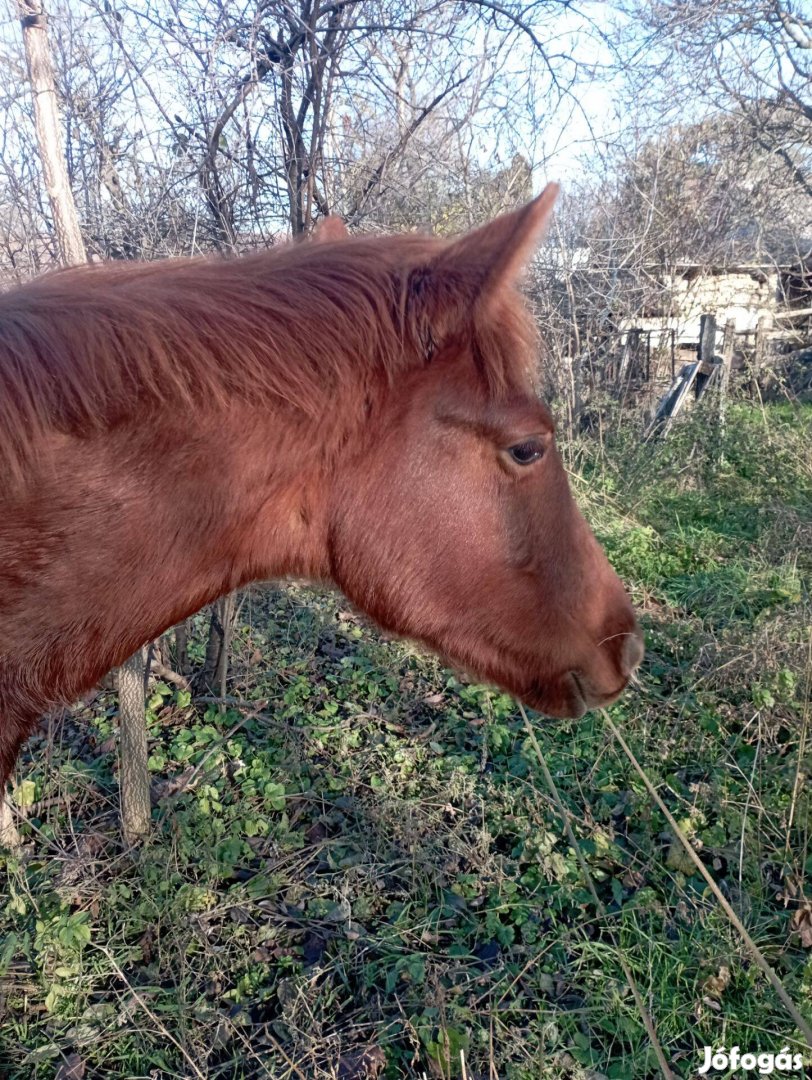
[621,633,644,675]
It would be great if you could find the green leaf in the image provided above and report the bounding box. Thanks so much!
[13,779,37,807]
[0,932,18,976]
[263,782,286,811]
[666,838,696,876]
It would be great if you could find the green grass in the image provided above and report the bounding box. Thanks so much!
[1,401,811,1078]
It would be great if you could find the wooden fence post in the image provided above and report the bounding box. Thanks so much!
[752,315,767,397]
[717,320,735,463]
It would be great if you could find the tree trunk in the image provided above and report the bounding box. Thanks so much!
[0,797,20,851]
[118,647,151,845]
[175,620,190,676]
[196,594,236,699]
[216,594,235,700]
[17,0,85,266]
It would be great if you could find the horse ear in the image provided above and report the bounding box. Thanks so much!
[313,216,348,243]
[435,183,558,298]
[406,184,559,354]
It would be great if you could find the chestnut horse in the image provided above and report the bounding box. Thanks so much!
[0,186,642,796]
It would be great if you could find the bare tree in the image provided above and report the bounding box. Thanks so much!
[50,0,586,247]
[625,0,812,201]
[524,80,812,438]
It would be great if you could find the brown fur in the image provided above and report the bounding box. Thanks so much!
[0,188,642,786]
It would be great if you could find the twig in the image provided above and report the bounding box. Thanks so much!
[601,708,812,1049]
[149,658,191,692]
[519,705,675,1080]
[261,1029,309,1080]
[192,694,291,731]
[787,631,811,842]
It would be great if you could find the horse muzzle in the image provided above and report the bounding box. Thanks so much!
[529,631,644,719]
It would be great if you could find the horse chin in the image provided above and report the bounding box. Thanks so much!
[523,670,631,720]
[455,657,592,721]
[522,673,590,720]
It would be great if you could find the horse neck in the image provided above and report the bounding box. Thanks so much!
[1,401,330,722]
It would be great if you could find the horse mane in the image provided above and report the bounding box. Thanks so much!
[0,231,537,484]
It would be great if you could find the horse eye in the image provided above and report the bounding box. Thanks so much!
[507,440,544,465]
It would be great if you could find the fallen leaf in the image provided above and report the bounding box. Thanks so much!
[790,904,812,948]
[55,1053,85,1080]
[55,833,106,892]
[150,767,196,804]
[622,868,645,890]
[138,926,155,964]
[302,932,327,967]
[337,1045,386,1079]
[702,964,731,998]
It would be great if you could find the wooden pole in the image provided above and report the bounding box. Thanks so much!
[16,0,86,266]
[629,328,642,380]
[215,593,235,706]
